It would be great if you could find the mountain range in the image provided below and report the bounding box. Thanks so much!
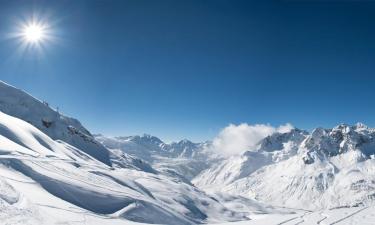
[1,80,375,224]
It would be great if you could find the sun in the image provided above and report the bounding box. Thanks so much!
[8,15,56,55]
[22,23,46,43]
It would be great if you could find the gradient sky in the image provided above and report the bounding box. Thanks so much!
[0,0,374,142]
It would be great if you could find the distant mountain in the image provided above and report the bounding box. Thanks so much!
[96,134,207,159]
[96,134,216,180]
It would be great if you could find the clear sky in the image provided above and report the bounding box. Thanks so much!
[0,0,374,142]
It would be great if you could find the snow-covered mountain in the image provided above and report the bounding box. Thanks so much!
[194,124,375,210]
[192,128,308,191]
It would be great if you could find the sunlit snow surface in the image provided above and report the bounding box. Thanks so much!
[0,112,375,225]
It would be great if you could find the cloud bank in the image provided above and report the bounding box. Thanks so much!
[210,123,293,156]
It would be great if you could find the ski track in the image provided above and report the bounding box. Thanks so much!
[317,211,328,225]
[277,216,300,225]
[329,206,370,225]
[293,211,314,225]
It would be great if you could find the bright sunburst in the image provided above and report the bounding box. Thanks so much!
[7,16,57,57]
[20,20,50,45]
[23,23,45,43]
[10,16,55,52]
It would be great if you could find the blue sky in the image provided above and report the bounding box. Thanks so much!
[0,0,374,142]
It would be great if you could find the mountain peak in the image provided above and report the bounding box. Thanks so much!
[354,122,369,130]
[137,134,164,144]
[258,127,308,152]
[175,138,195,146]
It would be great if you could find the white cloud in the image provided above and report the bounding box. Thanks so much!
[277,123,294,134]
[209,123,294,156]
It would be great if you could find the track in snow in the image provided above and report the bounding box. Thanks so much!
[215,206,375,225]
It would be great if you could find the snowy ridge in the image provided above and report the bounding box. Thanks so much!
[0,81,111,165]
